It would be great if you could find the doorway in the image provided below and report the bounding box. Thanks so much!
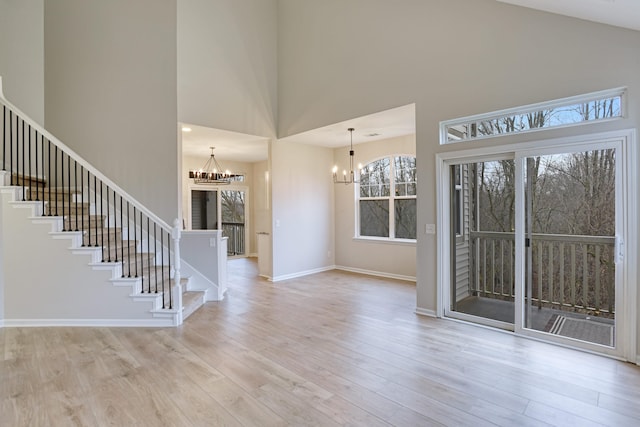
[439,131,636,359]
[190,188,248,257]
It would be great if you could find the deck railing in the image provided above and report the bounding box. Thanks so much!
[222,222,245,256]
[469,231,615,317]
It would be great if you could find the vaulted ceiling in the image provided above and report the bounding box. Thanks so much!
[496,0,640,32]
[182,0,640,161]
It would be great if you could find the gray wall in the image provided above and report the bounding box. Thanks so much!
[334,134,417,279]
[0,0,44,125]
[44,0,178,222]
[178,0,278,139]
[278,0,640,343]
[271,139,334,280]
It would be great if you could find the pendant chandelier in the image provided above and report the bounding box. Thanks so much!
[189,147,232,184]
[332,128,361,184]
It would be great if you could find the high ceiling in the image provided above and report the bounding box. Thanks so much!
[278,104,416,148]
[182,0,639,162]
[496,0,640,32]
[181,124,269,163]
[181,104,416,162]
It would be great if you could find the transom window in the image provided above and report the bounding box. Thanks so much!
[441,88,625,144]
[358,155,416,240]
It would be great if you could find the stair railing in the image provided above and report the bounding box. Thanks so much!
[0,77,180,312]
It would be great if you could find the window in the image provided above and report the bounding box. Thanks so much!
[441,88,625,144]
[358,155,416,240]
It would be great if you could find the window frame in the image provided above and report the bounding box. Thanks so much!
[453,164,463,239]
[440,88,626,144]
[356,154,417,242]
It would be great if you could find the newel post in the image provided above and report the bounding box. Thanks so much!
[172,218,183,325]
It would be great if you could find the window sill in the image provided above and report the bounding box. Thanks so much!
[352,236,416,246]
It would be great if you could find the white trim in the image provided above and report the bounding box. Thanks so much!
[356,154,417,240]
[514,156,525,331]
[622,130,638,363]
[414,307,437,317]
[435,153,446,318]
[271,265,335,282]
[335,265,416,282]
[352,236,416,246]
[2,318,176,327]
[440,87,626,144]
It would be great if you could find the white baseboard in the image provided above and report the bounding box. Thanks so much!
[335,265,416,282]
[2,318,175,327]
[271,265,417,283]
[271,265,335,282]
[415,307,437,317]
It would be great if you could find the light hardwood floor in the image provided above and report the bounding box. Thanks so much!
[2,258,640,426]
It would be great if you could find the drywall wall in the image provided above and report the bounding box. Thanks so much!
[43,0,178,223]
[177,0,278,139]
[251,160,270,256]
[271,139,334,280]
[0,0,44,125]
[334,134,416,280]
[1,192,159,323]
[277,0,640,347]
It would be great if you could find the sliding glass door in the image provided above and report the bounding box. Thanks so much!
[448,159,516,329]
[444,136,628,356]
[521,147,618,349]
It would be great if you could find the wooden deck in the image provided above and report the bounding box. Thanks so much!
[455,295,615,346]
[1,258,639,426]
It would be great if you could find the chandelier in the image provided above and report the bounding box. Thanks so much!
[189,147,232,184]
[332,128,361,184]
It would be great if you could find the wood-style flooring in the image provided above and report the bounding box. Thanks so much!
[2,258,640,426]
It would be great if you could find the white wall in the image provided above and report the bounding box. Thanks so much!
[0,0,44,125]
[277,0,640,349]
[177,0,278,139]
[1,194,156,322]
[43,0,178,223]
[334,134,416,280]
[271,140,334,280]
[251,160,270,255]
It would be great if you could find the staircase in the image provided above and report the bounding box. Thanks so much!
[0,81,207,327]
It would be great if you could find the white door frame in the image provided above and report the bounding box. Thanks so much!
[436,129,637,362]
